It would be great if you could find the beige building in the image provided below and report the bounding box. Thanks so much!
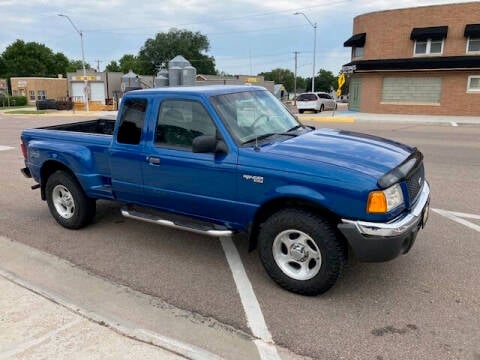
[196,74,275,93]
[10,77,68,104]
[343,2,480,116]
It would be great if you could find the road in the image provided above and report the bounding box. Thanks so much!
[0,114,479,359]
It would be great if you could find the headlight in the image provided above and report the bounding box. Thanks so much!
[367,184,404,213]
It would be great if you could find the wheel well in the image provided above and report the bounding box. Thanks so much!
[40,161,74,200]
[248,197,341,251]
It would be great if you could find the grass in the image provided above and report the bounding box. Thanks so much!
[4,110,47,115]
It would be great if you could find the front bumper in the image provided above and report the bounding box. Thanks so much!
[338,182,430,262]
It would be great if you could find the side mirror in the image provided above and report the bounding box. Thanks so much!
[192,135,227,154]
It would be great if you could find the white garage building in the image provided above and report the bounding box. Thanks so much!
[67,71,122,104]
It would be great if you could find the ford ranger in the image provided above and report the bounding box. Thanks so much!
[20,86,430,295]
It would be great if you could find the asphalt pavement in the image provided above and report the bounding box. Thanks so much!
[0,112,479,359]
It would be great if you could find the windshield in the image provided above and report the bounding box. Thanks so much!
[210,90,301,145]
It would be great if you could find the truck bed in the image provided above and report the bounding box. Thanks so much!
[39,118,116,135]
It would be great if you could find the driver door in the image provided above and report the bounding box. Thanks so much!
[142,98,239,225]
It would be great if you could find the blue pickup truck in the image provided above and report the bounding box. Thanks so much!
[20,85,430,295]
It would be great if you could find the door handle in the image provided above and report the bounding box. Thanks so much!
[147,156,161,165]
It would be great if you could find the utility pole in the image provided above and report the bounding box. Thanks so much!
[294,12,317,92]
[95,59,103,72]
[58,14,89,112]
[293,51,299,106]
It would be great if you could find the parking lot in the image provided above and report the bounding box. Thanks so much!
[0,113,479,360]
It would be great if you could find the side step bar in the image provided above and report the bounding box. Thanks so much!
[121,208,233,237]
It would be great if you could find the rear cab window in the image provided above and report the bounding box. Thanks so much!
[117,98,148,145]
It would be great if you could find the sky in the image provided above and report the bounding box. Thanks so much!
[0,0,476,77]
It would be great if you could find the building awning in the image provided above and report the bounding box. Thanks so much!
[410,26,448,41]
[343,33,366,47]
[465,24,480,38]
[343,55,480,72]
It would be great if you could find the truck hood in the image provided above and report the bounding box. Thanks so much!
[263,129,414,178]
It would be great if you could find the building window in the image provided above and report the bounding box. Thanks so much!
[467,76,480,92]
[37,90,46,100]
[352,47,364,58]
[414,39,443,55]
[467,37,480,53]
[29,90,35,101]
[12,90,18,96]
[381,77,442,104]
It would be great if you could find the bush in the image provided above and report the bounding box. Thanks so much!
[0,95,28,107]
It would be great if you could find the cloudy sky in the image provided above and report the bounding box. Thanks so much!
[0,0,475,76]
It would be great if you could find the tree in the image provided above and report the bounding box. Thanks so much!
[105,60,121,72]
[1,39,71,78]
[66,59,91,73]
[305,69,337,92]
[137,29,216,75]
[119,54,140,73]
[258,68,295,93]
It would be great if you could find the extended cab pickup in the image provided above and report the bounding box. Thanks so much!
[20,86,430,295]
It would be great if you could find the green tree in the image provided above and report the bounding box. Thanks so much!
[295,76,306,92]
[66,59,92,73]
[119,54,140,73]
[258,68,295,92]
[137,29,216,75]
[306,69,337,92]
[105,60,121,72]
[1,39,71,77]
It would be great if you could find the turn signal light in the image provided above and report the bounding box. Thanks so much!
[367,191,387,213]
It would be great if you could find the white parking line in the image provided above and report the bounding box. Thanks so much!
[220,237,281,360]
[450,121,458,127]
[0,145,14,151]
[432,208,480,233]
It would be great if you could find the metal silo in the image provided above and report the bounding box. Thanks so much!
[181,65,196,86]
[168,55,190,69]
[168,66,181,87]
[154,75,169,88]
[121,70,140,91]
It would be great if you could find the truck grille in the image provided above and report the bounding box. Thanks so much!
[406,163,424,203]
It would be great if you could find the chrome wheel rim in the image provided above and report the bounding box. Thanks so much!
[272,229,322,281]
[52,185,75,219]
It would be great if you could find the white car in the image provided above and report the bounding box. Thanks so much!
[296,92,337,113]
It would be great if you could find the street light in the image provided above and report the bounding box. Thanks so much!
[294,12,317,93]
[58,14,89,112]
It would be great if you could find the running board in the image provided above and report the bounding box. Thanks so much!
[121,208,233,237]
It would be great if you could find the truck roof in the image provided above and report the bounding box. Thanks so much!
[125,85,267,97]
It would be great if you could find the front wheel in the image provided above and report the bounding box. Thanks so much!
[258,209,346,295]
[46,171,96,229]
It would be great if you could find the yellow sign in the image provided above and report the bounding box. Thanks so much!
[246,77,258,83]
[336,89,342,97]
[338,73,346,88]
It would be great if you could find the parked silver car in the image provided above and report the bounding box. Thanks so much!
[296,92,337,113]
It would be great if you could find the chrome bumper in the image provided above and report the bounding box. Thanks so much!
[341,182,430,237]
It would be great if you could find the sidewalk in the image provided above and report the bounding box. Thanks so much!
[296,109,480,125]
[0,237,263,360]
[0,275,181,359]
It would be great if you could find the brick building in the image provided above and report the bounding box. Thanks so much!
[10,77,68,105]
[342,2,480,115]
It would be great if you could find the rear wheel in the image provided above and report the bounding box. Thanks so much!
[46,171,96,229]
[258,208,346,295]
[299,109,304,114]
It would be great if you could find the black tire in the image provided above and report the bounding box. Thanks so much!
[258,209,346,296]
[319,104,324,112]
[46,170,96,229]
[299,109,304,114]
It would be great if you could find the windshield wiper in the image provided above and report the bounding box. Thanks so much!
[242,132,279,146]
[280,125,305,135]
